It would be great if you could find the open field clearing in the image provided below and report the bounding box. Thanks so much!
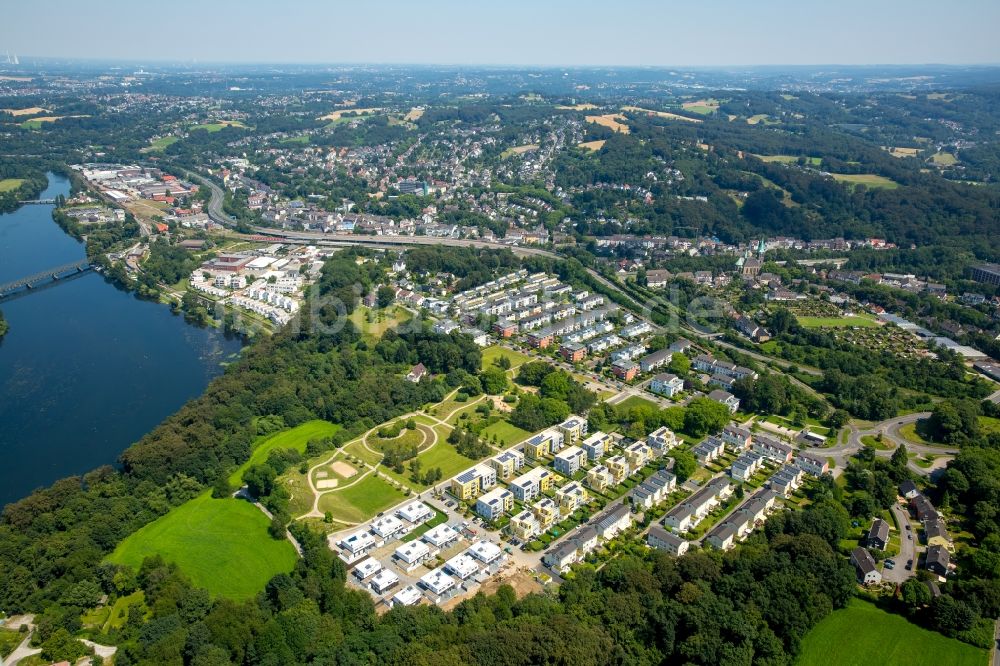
[797,599,986,666]
[796,314,879,328]
[480,419,532,446]
[681,98,721,114]
[1,106,47,116]
[0,75,31,82]
[830,173,900,189]
[481,345,534,371]
[578,140,606,151]
[144,136,179,152]
[317,473,407,523]
[229,419,341,486]
[929,151,958,165]
[502,144,540,158]
[190,120,248,132]
[348,305,412,338]
[883,146,920,158]
[0,178,24,192]
[556,103,598,111]
[621,106,702,122]
[586,114,631,133]
[21,115,90,128]
[108,493,297,599]
[747,114,777,124]
[404,107,425,121]
[755,154,822,165]
[318,107,383,122]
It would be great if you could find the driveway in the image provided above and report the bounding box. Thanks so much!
[882,502,918,585]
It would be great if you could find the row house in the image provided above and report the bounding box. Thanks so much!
[610,343,647,365]
[587,333,621,354]
[629,469,677,509]
[705,491,779,551]
[753,436,794,464]
[721,424,753,452]
[543,526,599,573]
[769,465,804,497]
[730,450,766,481]
[647,525,689,556]
[664,477,733,532]
[795,452,830,476]
[692,354,758,382]
[692,436,726,465]
[639,348,673,374]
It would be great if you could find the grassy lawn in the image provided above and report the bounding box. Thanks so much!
[0,178,24,192]
[229,420,341,486]
[755,154,821,165]
[416,442,478,480]
[107,493,297,599]
[0,627,23,659]
[615,395,660,411]
[368,425,426,452]
[797,314,879,328]
[81,590,146,632]
[190,120,248,132]
[482,345,534,371]
[146,136,179,152]
[342,439,382,466]
[348,305,411,339]
[318,474,407,523]
[861,434,895,451]
[830,173,900,189]
[280,135,310,145]
[798,598,986,666]
[480,419,532,447]
[402,508,449,542]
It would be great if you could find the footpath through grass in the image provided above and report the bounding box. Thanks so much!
[229,419,340,486]
[107,493,298,600]
[797,598,987,666]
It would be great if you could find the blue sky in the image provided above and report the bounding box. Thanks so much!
[3,0,999,66]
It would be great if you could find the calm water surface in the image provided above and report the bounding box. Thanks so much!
[0,174,242,506]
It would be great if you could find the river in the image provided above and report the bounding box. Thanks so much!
[0,173,243,506]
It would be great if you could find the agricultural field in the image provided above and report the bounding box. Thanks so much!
[556,103,599,111]
[586,114,631,133]
[747,114,778,125]
[1,106,48,116]
[798,599,986,666]
[578,140,606,151]
[317,107,382,122]
[755,154,822,165]
[21,115,90,128]
[830,173,900,189]
[621,106,702,123]
[348,305,412,339]
[404,107,425,121]
[501,144,540,158]
[681,98,721,114]
[107,493,298,599]
[0,178,24,192]
[190,120,248,132]
[883,146,920,158]
[229,419,341,486]
[316,473,407,523]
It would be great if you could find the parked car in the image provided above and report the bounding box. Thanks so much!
[905,524,911,531]
[884,561,895,570]
[905,559,913,570]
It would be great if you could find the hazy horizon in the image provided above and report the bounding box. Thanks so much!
[2,0,999,67]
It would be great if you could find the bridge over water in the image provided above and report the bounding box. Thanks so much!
[0,259,93,301]
[17,199,57,205]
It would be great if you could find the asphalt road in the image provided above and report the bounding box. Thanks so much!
[882,502,917,585]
